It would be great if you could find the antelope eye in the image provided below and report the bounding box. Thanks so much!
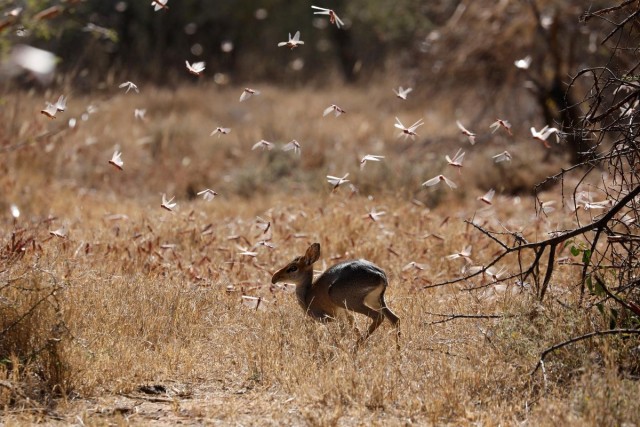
[286,265,298,273]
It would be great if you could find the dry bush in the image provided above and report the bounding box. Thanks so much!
[1,228,75,408]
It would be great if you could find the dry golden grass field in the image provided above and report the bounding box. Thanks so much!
[1,83,639,425]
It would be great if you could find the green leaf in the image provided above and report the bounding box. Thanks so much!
[582,249,592,266]
[593,278,605,296]
[609,308,619,329]
[570,245,581,256]
[585,274,603,295]
[594,275,609,297]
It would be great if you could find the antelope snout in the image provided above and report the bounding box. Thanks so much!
[271,271,280,284]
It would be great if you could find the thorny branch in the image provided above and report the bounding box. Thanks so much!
[429,183,640,297]
[581,0,638,23]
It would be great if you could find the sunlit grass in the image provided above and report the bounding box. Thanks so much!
[1,84,638,425]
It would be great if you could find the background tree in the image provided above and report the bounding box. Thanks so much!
[433,0,640,381]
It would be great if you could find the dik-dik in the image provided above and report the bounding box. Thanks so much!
[271,243,400,346]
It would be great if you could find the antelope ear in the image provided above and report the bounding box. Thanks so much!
[303,243,321,265]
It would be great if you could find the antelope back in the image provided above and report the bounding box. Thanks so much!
[318,260,388,308]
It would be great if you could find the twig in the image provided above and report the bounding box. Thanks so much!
[0,287,58,336]
[595,275,640,317]
[0,127,67,153]
[601,7,640,45]
[581,0,637,22]
[531,328,640,375]
[429,184,640,299]
[466,220,509,249]
[117,393,175,403]
[424,312,507,325]
[539,243,556,301]
[587,88,638,124]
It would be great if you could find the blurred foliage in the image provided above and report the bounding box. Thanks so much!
[347,0,431,43]
[0,0,624,89]
[0,0,635,163]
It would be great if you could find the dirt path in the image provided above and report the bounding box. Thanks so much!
[6,383,304,426]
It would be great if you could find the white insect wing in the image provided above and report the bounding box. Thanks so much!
[197,189,217,201]
[161,194,177,211]
[394,117,405,130]
[327,174,349,186]
[283,140,301,153]
[394,86,412,99]
[447,149,465,166]
[422,176,441,187]
[493,151,512,162]
[119,81,139,93]
[152,0,168,11]
[55,95,67,112]
[240,88,259,102]
[480,189,495,204]
[109,151,123,170]
[311,6,330,14]
[408,119,424,132]
[443,176,457,188]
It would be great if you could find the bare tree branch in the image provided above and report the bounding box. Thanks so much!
[531,329,640,375]
[430,184,640,297]
[581,0,637,23]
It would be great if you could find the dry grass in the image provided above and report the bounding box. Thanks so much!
[1,83,638,425]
